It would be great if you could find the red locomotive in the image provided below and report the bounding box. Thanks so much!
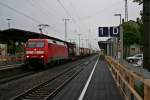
[25,38,68,68]
[25,38,97,69]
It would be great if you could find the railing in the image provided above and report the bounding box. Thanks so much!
[105,56,150,100]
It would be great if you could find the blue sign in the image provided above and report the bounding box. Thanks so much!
[110,27,119,37]
[98,27,109,37]
[98,26,119,37]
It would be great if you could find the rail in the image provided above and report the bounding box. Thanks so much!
[11,58,87,100]
[105,56,150,100]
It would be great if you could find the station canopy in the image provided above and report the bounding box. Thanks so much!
[0,28,67,43]
[98,38,113,50]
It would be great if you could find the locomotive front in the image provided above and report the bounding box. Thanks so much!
[25,39,47,67]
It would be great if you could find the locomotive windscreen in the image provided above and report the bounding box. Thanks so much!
[27,41,45,48]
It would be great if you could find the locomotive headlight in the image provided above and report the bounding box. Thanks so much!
[26,51,33,54]
[36,51,44,54]
[40,55,44,58]
[26,55,30,58]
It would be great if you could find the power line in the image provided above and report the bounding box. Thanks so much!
[68,1,80,21]
[28,0,63,34]
[6,18,12,29]
[43,0,60,17]
[0,1,62,34]
[57,0,81,32]
[68,0,89,33]
[79,0,122,21]
[43,0,80,34]
[30,0,60,23]
[36,0,70,35]
[0,1,41,24]
[57,0,72,19]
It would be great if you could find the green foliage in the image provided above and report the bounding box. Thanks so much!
[15,45,24,53]
[132,0,144,45]
[133,0,143,5]
[123,21,142,47]
[7,41,24,55]
[136,18,144,45]
[7,40,15,55]
[135,83,144,97]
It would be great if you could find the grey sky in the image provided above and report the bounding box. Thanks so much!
[0,0,142,49]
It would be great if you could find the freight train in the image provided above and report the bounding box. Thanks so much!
[25,38,96,69]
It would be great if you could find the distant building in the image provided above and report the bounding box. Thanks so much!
[0,44,7,56]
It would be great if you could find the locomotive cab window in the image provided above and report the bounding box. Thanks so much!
[27,41,45,48]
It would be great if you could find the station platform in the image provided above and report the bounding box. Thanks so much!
[52,56,123,100]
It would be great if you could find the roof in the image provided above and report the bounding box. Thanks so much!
[0,28,70,44]
[0,28,39,42]
[98,40,113,50]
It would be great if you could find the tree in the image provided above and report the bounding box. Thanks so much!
[123,20,141,46]
[132,0,144,46]
[136,17,144,45]
[123,20,142,57]
[133,0,143,5]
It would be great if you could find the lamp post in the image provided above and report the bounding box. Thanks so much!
[62,19,70,41]
[114,14,121,25]
[81,39,85,47]
[125,0,128,22]
[114,14,123,61]
[6,18,12,29]
[85,39,89,48]
[77,34,81,48]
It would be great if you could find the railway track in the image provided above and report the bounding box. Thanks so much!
[1,54,96,82]
[0,71,35,84]
[10,58,90,100]
[0,66,35,84]
[0,55,97,100]
[0,57,86,85]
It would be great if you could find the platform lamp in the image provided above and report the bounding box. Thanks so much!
[6,18,12,29]
[114,14,121,25]
[114,13,123,61]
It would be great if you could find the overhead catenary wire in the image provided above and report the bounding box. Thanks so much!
[67,0,90,34]
[79,0,122,21]
[57,0,81,32]
[68,0,80,21]
[0,1,62,34]
[0,1,41,24]
[28,0,63,34]
[29,0,61,23]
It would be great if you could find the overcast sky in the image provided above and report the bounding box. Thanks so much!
[0,0,142,49]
